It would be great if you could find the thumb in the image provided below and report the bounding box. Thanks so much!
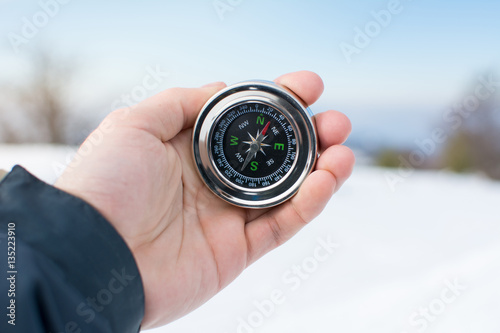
[118,82,227,142]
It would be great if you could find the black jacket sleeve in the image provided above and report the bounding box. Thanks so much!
[0,166,144,333]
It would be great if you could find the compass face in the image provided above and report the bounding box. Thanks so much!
[193,81,317,208]
[212,102,296,189]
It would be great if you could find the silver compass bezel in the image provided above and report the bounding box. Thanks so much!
[192,80,317,209]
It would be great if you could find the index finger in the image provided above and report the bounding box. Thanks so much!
[274,70,324,107]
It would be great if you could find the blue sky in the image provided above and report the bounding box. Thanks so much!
[1,0,499,147]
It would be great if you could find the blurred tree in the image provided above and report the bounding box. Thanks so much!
[373,72,499,181]
[443,131,475,173]
[375,149,403,168]
[0,50,73,144]
[443,74,500,180]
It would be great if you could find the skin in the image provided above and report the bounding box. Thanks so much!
[55,71,355,329]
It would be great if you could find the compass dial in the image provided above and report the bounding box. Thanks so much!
[193,80,317,208]
[212,103,296,189]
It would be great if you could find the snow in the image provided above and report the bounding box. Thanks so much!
[1,145,499,333]
[0,144,76,184]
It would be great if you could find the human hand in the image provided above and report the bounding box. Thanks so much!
[55,71,355,329]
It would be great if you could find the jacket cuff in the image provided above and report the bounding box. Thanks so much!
[0,165,144,332]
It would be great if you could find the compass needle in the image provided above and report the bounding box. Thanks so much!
[261,121,271,136]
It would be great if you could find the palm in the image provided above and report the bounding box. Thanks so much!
[121,126,251,327]
[56,72,355,329]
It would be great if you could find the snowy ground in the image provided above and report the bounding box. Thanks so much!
[1,145,499,333]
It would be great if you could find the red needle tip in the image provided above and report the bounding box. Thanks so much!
[261,121,271,136]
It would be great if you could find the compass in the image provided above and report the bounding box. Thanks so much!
[192,80,317,208]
